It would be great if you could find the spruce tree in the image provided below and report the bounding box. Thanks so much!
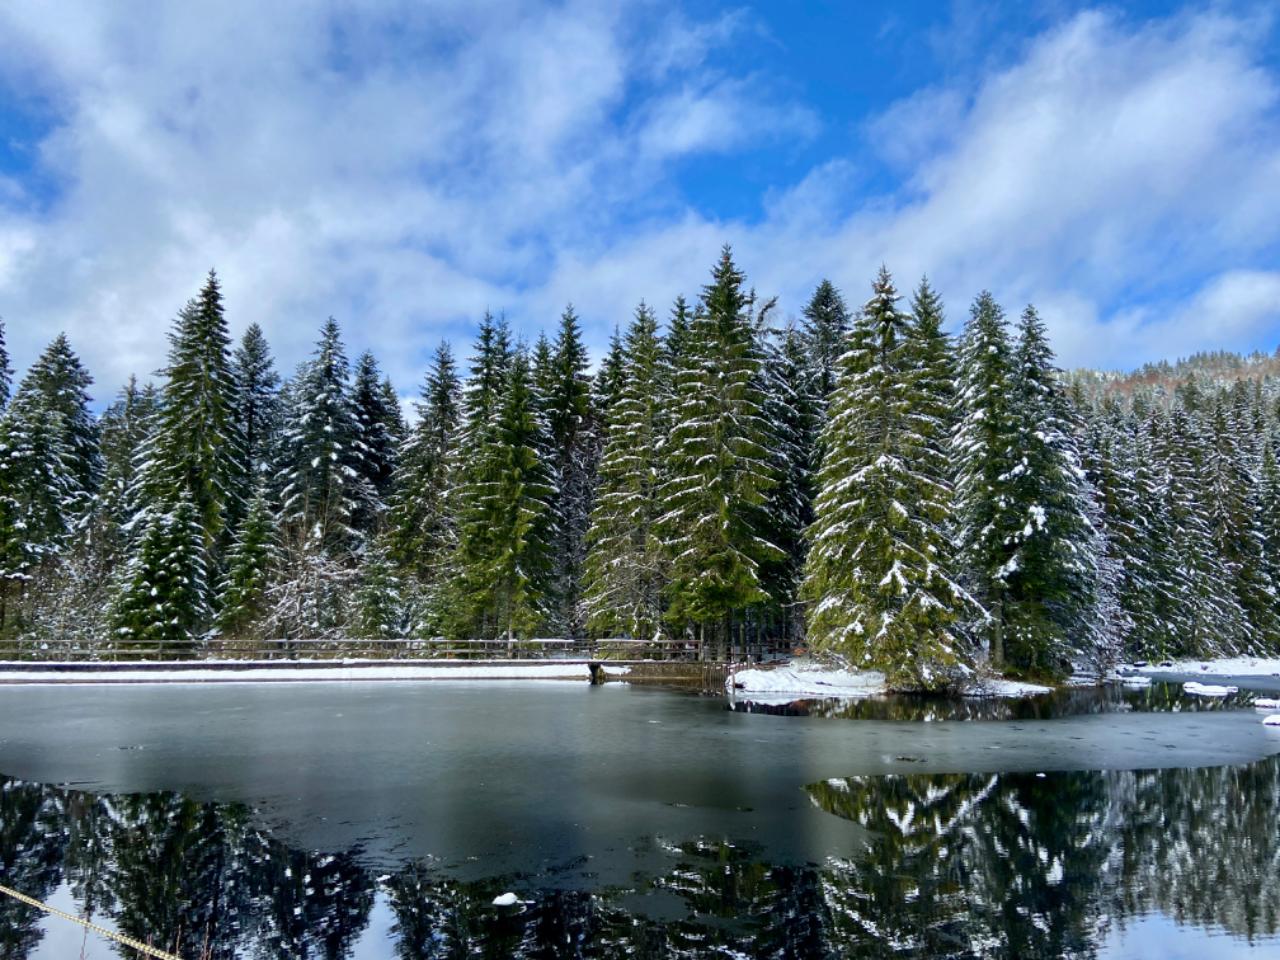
[1001,305,1097,675]
[659,246,780,653]
[276,318,370,555]
[22,333,101,514]
[0,315,11,410]
[545,304,592,637]
[351,351,399,531]
[109,493,210,652]
[801,279,850,408]
[591,326,626,423]
[141,272,243,552]
[803,268,967,690]
[232,323,280,483]
[954,292,1022,670]
[353,540,403,640]
[216,488,277,639]
[1259,441,1280,603]
[583,303,670,639]
[448,349,555,643]
[386,343,462,631]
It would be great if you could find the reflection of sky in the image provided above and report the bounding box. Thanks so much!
[2,3,1280,401]
[1100,911,1278,960]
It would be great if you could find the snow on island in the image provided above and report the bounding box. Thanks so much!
[1133,657,1280,678]
[728,664,1052,700]
[1182,681,1239,697]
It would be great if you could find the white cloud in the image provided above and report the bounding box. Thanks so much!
[0,2,1278,396]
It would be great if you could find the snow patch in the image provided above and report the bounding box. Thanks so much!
[1254,698,1280,711]
[729,665,886,699]
[0,662,626,685]
[1264,715,1280,727]
[1182,681,1239,697]
[491,892,519,907]
[964,679,1053,699]
[1134,657,1280,678]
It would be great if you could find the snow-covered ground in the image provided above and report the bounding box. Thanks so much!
[729,664,1052,700]
[1182,681,1238,697]
[1131,657,1280,677]
[0,662,632,684]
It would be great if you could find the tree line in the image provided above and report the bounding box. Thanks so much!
[1,246,1278,687]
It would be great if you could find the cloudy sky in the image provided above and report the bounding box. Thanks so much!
[1,0,1278,400]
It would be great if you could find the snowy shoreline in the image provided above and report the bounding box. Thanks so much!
[728,664,1053,700]
[1129,657,1280,678]
[0,661,632,685]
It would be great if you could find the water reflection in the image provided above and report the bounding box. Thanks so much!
[3,755,1279,958]
[730,679,1259,720]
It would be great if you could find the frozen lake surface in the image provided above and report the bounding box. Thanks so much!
[2,679,1279,957]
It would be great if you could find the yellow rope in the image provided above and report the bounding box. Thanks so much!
[0,881,185,960]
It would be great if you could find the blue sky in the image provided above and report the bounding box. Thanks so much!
[1,1,1279,399]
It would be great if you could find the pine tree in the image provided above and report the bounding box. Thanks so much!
[98,378,159,528]
[1259,442,1280,603]
[109,493,210,651]
[353,540,403,640]
[591,326,626,423]
[545,304,592,637]
[351,351,399,532]
[1000,305,1097,675]
[448,349,555,643]
[232,323,280,483]
[216,488,277,639]
[583,303,670,639]
[140,272,243,552]
[21,333,101,513]
[803,268,967,690]
[386,343,462,632]
[954,292,1022,670]
[801,279,850,409]
[659,246,780,653]
[0,315,11,410]
[276,318,369,555]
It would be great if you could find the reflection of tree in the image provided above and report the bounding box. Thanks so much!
[1,757,1278,957]
[0,781,65,958]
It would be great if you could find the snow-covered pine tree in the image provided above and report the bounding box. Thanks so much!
[1001,305,1097,675]
[954,292,1022,670]
[1203,394,1279,650]
[98,377,160,529]
[802,267,967,691]
[22,333,101,516]
[140,271,243,553]
[758,320,816,644]
[591,326,626,423]
[216,487,277,640]
[545,305,593,638]
[0,315,11,410]
[351,350,399,532]
[665,295,694,368]
[276,318,370,556]
[109,493,210,652]
[0,388,76,635]
[801,279,850,410]
[1259,441,1280,604]
[353,540,403,640]
[659,246,781,655]
[583,302,670,639]
[386,343,462,632]
[448,348,555,644]
[231,323,280,484]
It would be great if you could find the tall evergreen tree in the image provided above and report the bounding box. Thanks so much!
[21,333,101,513]
[277,318,369,555]
[0,315,11,410]
[954,292,1022,670]
[1000,305,1097,675]
[140,272,243,551]
[545,305,593,637]
[386,343,462,630]
[232,323,280,482]
[583,303,670,639]
[591,326,626,423]
[659,246,780,653]
[351,351,399,530]
[448,350,555,643]
[803,268,967,690]
[801,279,851,408]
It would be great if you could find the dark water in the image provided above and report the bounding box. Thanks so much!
[0,680,1278,958]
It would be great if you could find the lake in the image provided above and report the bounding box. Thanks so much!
[1,680,1278,958]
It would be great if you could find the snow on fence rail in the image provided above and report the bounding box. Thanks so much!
[0,636,741,663]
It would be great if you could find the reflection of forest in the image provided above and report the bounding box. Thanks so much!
[1,758,1277,958]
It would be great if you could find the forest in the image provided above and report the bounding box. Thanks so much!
[2,246,1279,690]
